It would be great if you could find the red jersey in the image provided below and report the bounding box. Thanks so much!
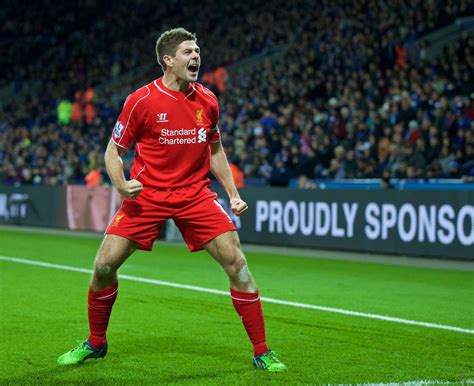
[111,77,221,188]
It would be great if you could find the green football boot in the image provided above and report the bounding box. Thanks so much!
[57,340,108,365]
[253,350,287,372]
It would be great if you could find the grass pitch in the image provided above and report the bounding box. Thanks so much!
[0,228,473,384]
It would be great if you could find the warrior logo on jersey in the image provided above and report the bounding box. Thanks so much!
[156,113,168,123]
[113,121,124,138]
[196,109,204,125]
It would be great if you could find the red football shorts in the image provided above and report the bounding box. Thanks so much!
[105,180,236,252]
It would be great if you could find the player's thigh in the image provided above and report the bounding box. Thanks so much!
[174,190,236,252]
[94,234,139,271]
[106,193,168,251]
[203,230,246,269]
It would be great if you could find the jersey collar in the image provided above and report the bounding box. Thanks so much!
[154,77,196,100]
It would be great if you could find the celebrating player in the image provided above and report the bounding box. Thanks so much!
[57,27,287,372]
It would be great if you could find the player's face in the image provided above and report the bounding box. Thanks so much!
[171,40,201,82]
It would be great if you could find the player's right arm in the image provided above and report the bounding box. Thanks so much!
[104,140,143,199]
[106,86,150,199]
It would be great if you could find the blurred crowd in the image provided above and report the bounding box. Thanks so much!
[219,1,474,186]
[1,0,473,186]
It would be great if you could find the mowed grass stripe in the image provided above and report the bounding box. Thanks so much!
[1,255,473,335]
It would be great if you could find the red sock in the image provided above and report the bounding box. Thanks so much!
[87,283,118,348]
[230,288,268,356]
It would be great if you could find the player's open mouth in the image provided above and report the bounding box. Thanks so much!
[188,64,199,73]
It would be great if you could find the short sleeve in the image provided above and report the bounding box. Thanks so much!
[111,87,149,148]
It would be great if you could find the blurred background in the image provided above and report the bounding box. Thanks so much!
[0,0,473,258]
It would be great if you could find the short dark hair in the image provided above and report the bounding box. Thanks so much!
[155,27,197,71]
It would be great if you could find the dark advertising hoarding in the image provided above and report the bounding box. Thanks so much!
[0,185,119,232]
[0,186,67,228]
[1,186,472,259]
[216,189,473,260]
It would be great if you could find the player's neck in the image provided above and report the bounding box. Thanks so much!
[162,74,190,92]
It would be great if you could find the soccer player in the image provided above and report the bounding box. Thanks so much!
[57,28,287,372]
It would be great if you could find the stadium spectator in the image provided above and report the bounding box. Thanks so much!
[268,158,290,187]
[297,174,317,189]
[85,168,101,187]
[229,158,245,189]
[57,100,72,124]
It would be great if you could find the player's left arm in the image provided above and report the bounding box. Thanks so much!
[210,140,248,216]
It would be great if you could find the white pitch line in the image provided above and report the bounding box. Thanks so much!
[367,380,474,386]
[1,255,473,335]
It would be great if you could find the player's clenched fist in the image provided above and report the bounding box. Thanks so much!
[230,197,248,216]
[119,179,143,199]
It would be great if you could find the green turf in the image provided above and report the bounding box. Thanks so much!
[0,228,473,384]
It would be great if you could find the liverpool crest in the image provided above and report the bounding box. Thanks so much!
[196,109,204,125]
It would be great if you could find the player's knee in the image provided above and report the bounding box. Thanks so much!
[95,261,115,278]
[226,251,247,278]
[235,264,252,284]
